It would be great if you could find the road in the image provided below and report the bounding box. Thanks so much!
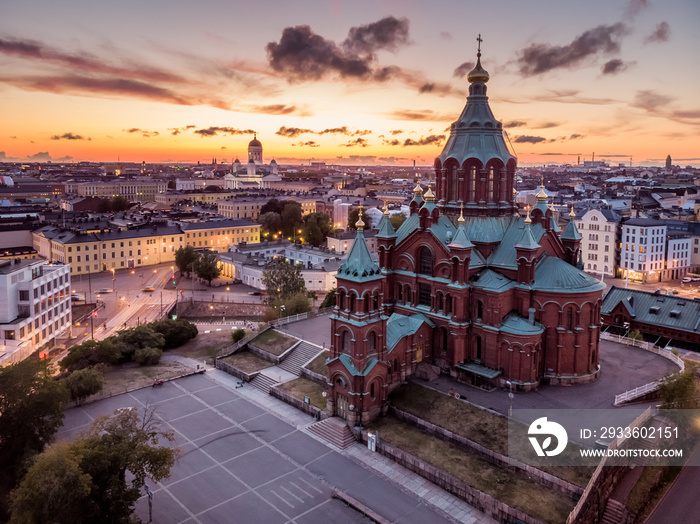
[68,262,264,343]
[646,445,700,524]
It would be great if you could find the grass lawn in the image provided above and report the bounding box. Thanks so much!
[625,467,664,515]
[304,350,329,376]
[390,383,593,487]
[277,377,327,409]
[170,329,238,364]
[221,351,272,374]
[630,466,682,522]
[370,416,575,524]
[100,361,191,396]
[250,329,297,356]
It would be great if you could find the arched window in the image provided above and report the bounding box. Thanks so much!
[367,332,376,353]
[397,284,403,301]
[450,166,458,200]
[349,294,355,312]
[438,293,444,312]
[476,300,483,320]
[488,166,494,201]
[338,291,344,309]
[566,309,574,331]
[441,327,448,355]
[419,247,433,275]
[469,166,476,201]
[475,336,482,361]
[445,295,452,315]
[342,331,351,353]
[373,293,379,310]
[370,382,376,400]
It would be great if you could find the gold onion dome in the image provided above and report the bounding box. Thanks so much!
[535,182,548,201]
[467,54,490,84]
[356,207,365,230]
[424,184,435,201]
[524,206,532,225]
[413,181,423,194]
[458,204,465,223]
[383,201,390,216]
[569,205,576,219]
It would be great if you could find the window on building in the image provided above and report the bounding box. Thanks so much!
[342,331,351,353]
[418,284,431,306]
[418,247,433,275]
[367,332,376,353]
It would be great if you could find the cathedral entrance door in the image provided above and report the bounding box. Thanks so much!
[416,344,423,363]
[336,394,348,419]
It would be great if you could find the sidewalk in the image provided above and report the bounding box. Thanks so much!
[170,354,495,524]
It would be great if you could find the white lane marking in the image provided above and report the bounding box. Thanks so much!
[288,481,313,498]
[271,490,295,508]
[280,486,305,503]
[297,477,323,494]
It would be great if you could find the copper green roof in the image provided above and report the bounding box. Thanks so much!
[550,215,561,233]
[562,219,582,241]
[487,218,545,269]
[395,213,419,244]
[472,269,515,291]
[532,199,549,215]
[336,229,381,281]
[532,255,605,292]
[376,214,396,239]
[455,361,502,379]
[499,313,545,335]
[328,354,379,377]
[449,223,474,249]
[386,312,435,352]
[515,225,540,251]
[461,215,510,243]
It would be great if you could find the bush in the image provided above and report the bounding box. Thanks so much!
[628,330,644,341]
[134,347,163,366]
[60,339,121,372]
[115,326,165,362]
[149,319,198,349]
[232,329,246,343]
[63,368,104,403]
[320,289,336,309]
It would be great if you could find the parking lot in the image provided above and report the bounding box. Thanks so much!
[58,373,457,524]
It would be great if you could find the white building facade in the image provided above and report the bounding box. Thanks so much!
[576,209,618,278]
[0,259,72,365]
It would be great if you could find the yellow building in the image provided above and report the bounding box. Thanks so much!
[70,180,168,202]
[155,190,233,205]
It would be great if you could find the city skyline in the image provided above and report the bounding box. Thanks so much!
[1,0,698,166]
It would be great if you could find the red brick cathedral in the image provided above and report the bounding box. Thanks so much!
[327,47,605,426]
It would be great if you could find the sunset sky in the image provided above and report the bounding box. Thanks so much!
[1,0,698,167]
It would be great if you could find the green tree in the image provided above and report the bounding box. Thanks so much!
[347,208,373,230]
[63,368,104,404]
[232,329,246,343]
[320,288,336,309]
[97,198,112,213]
[389,212,407,230]
[195,251,221,286]
[60,339,121,372]
[262,258,307,304]
[174,245,200,277]
[260,198,283,215]
[303,212,331,246]
[282,292,312,316]
[628,329,644,341]
[658,367,699,409]
[115,325,165,362]
[111,195,129,211]
[134,347,163,366]
[0,359,69,516]
[280,201,303,236]
[9,442,93,524]
[10,407,177,524]
[258,211,283,237]
[149,319,198,349]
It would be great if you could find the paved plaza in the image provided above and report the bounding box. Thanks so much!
[59,368,495,524]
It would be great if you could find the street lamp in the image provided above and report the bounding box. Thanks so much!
[111,268,116,299]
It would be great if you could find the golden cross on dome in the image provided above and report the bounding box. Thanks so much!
[477,34,483,53]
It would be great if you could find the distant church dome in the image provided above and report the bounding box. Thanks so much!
[248,136,262,148]
[248,133,263,165]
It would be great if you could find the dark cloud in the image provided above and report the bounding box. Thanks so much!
[453,61,475,78]
[55,155,73,161]
[341,138,369,147]
[382,138,400,146]
[168,125,196,136]
[625,0,650,18]
[293,141,320,147]
[416,82,456,95]
[440,32,452,41]
[390,129,404,135]
[386,109,452,121]
[276,126,313,138]
[266,17,409,82]
[10,136,17,139]
[275,126,370,138]
[343,16,410,54]
[633,90,673,112]
[504,120,527,128]
[193,127,255,137]
[403,134,445,147]
[530,89,619,105]
[123,128,159,138]
[249,104,298,115]
[50,132,88,140]
[569,134,585,140]
[514,135,547,144]
[645,22,670,43]
[28,151,51,160]
[516,23,627,76]
[537,122,561,129]
[601,59,630,75]
[0,74,205,106]
[0,37,185,84]
[221,146,227,150]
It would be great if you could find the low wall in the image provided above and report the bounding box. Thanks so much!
[390,407,583,499]
[215,359,257,382]
[361,431,546,524]
[300,366,328,386]
[270,386,326,420]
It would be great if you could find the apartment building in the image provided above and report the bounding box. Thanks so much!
[32,219,260,275]
[0,259,71,365]
[575,208,619,278]
[620,218,691,282]
[217,197,270,220]
[155,190,233,205]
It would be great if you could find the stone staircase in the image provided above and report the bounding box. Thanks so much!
[279,341,323,376]
[249,373,278,394]
[415,362,440,382]
[308,417,356,450]
[600,499,627,524]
